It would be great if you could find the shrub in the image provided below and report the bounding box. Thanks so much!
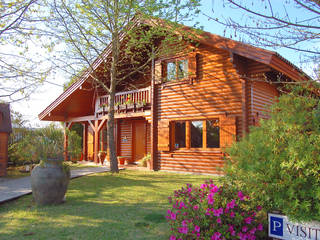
[225,87,320,222]
[166,180,265,240]
[8,124,64,165]
[139,153,151,167]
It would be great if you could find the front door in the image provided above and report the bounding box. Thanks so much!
[133,121,146,162]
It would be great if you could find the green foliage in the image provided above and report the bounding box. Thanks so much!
[9,124,64,165]
[139,153,151,167]
[225,86,320,222]
[35,124,64,161]
[67,129,82,161]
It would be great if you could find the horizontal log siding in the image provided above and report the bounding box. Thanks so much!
[119,120,132,161]
[157,46,243,174]
[249,81,279,125]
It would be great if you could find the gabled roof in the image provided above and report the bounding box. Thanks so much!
[38,18,311,121]
[0,103,12,133]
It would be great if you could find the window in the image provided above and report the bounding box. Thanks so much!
[173,119,220,149]
[174,121,186,148]
[191,121,203,148]
[166,59,188,81]
[206,120,220,148]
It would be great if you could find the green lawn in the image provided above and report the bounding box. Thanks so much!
[0,170,217,240]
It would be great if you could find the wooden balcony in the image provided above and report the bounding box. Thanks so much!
[95,87,151,117]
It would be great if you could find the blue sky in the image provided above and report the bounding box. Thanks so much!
[11,0,319,126]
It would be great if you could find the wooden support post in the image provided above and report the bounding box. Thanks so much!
[64,122,69,161]
[63,122,74,161]
[241,79,249,135]
[94,120,99,164]
[82,123,88,161]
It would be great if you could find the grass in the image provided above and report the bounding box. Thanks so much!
[0,170,218,240]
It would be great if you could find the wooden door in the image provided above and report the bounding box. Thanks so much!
[133,121,146,162]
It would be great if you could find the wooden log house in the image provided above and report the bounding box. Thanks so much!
[38,21,309,174]
[0,103,12,176]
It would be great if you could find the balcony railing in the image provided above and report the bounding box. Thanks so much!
[95,86,151,116]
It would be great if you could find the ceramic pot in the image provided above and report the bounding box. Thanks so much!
[31,158,70,205]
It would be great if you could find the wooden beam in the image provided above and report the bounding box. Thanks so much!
[82,123,88,161]
[88,120,95,131]
[63,122,69,161]
[241,79,249,135]
[66,115,96,122]
[186,121,191,149]
[97,118,107,132]
[93,120,99,164]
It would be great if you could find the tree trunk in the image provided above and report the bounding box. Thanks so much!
[108,29,119,173]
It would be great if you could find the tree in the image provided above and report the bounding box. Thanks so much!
[48,0,201,172]
[0,0,53,103]
[205,0,320,67]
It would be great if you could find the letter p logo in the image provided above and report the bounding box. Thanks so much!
[270,216,283,237]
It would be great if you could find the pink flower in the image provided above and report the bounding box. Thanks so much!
[228,225,236,236]
[193,205,199,210]
[230,211,235,218]
[242,226,248,232]
[256,205,262,211]
[217,217,221,224]
[238,191,245,201]
[210,185,219,193]
[207,192,215,205]
[226,199,236,209]
[178,226,188,234]
[238,232,247,240]
[170,212,176,220]
[244,217,252,224]
[211,232,221,240]
[257,223,263,231]
[213,208,223,217]
[200,184,208,189]
[249,227,256,235]
[194,225,200,232]
[170,235,176,240]
[182,220,188,227]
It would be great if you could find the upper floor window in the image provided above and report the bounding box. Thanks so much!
[167,59,188,81]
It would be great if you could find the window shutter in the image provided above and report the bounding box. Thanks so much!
[188,52,197,80]
[154,60,162,84]
[158,120,170,151]
[220,116,236,148]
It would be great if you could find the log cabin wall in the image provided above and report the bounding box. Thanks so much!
[156,45,244,174]
[119,119,133,161]
[249,81,279,125]
[245,60,279,126]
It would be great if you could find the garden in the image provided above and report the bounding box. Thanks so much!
[1,87,320,240]
[0,170,211,240]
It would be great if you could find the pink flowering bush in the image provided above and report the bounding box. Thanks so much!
[166,181,266,240]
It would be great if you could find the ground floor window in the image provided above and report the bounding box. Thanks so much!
[173,119,220,149]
